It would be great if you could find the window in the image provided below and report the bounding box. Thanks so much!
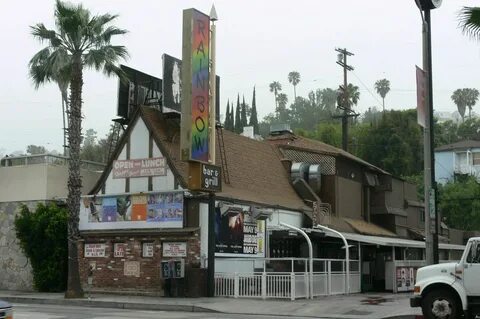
[466,242,480,263]
[473,152,480,166]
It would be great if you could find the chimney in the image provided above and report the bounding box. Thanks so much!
[241,126,255,139]
[280,158,292,174]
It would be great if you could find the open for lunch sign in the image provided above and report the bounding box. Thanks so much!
[113,157,166,179]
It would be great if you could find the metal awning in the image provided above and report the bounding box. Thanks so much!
[334,232,465,251]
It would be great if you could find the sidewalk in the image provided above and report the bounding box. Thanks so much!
[0,290,422,319]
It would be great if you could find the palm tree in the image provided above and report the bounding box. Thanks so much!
[374,78,391,113]
[276,93,289,123]
[338,83,360,110]
[288,71,301,101]
[319,88,338,112]
[459,7,480,39]
[451,89,468,121]
[269,81,282,111]
[466,88,480,118]
[29,0,128,298]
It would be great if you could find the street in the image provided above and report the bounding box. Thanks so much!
[12,303,327,319]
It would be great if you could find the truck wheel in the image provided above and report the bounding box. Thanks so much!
[421,289,461,319]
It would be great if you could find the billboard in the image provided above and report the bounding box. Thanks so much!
[117,65,162,120]
[112,157,166,179]
[162,54,182,112]
[79,191,184,230]
[163,53,221,120]
[181,9,211,163]
[215,206,266,257]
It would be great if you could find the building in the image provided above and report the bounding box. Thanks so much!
[0,154,104,290]
[435,140,480,184]
[78,107,466,297]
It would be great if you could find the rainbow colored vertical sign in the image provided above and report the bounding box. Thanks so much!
[190,10,210,162]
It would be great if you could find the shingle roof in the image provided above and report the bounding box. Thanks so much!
[435,140,480,152]
[267,133,389,175]
[105,107,310,212]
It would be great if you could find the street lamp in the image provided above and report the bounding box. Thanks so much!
[414,0,442,265]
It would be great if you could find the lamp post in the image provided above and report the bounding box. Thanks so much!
[415,0,442,265]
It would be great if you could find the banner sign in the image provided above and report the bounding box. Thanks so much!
[416,65,427,128]
[80,191,184,230]
[85,243,106,257]
[181,9,210,163]
[112,157,166,179]
[163,242,187,257]
[215,205,265,257]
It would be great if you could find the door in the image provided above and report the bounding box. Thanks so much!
[463,240,480,296]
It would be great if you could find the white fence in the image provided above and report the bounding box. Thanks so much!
[215,258,360,300]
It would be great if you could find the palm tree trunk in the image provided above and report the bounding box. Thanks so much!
[294,85,297,102]
[65,55,84,298]
[382,97,385,113]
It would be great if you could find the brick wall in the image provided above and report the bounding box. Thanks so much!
[78,230,201,295]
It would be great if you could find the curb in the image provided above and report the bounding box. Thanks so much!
[0,296,217,314]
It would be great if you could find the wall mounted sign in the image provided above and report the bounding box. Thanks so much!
[124,261,140,277]
[142,242,154,258]
[114,243,126,258]
[163,242,187,257]
[188,162,222,192]
[112,157,166,179]
[84,243,106,257]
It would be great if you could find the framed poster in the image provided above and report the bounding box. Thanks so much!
[142,242,154,258]
[163,242,187,257]
[114,243,126,258]
[85,243,106,257]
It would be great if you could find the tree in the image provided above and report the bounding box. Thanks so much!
[459,6,480,40]
[224,100,232,131]
[374,78,391,113]
[269,81,282,111]
[466,88,479,118]
[235,95,242,134]
[319,88,338,113]
[27,145,47,155]
[241,95,248,127]
[276,93,289,123]
[249,86,259,135]
[14,203,68,291]
[28,0,128,298]
[288,71,301,101]
[452,89,469,121]
[338,83,360,111]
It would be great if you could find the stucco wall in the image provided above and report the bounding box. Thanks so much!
[0,201,38,291]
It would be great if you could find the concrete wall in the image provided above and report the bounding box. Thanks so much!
[0,164,102,202]
[0,201,37,291]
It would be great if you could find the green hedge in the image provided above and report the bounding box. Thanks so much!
[14,203,68,292]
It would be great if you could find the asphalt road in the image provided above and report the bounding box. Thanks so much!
[12,303,326,319]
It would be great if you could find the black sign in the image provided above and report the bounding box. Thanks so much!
[162,54,182,112]
[201,164,222,192]
[117,65,162,120]
[162,54,221,121]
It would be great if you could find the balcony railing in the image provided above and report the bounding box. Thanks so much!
[0,154,105,171]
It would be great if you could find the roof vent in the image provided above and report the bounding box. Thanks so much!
[269,123,292,135]
[308,164,322,194]
[291,162,310,182]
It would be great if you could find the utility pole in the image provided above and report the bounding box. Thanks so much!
[335,48,355,152]
[415,0,442,265]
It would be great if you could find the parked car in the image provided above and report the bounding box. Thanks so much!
[410,237,480,319]
[0,300,12,319]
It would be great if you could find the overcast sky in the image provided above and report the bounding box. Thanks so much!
[1,0,480,154]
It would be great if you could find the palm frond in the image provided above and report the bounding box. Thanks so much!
[459,6,480,40]
[99,26,128,44]
[31,24,58,44]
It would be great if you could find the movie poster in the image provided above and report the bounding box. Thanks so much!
[396,267,417,292]
[215,206,265,257]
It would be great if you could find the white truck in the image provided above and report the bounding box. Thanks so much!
[410,237,480,319]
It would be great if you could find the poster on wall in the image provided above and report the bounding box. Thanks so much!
[215,205,265,257]
[396,267,417,292]
[79,191,184,230]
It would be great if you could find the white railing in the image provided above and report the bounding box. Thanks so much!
[215,258,360,300]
